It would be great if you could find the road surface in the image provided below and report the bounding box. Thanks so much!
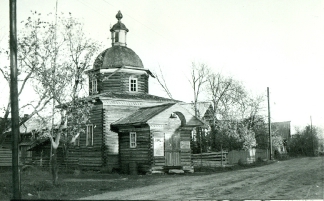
[81,157,324,200]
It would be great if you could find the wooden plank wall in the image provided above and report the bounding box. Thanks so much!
[118,126,151,174]
[67,103,103,170]
[120,73,149,93]
[96,72,149,94]
[0,148,11,166]
[99,73,121,94]
[179,127,193,167]
[103,104,141,170]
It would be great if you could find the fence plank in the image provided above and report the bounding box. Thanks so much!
[192,152,228,167]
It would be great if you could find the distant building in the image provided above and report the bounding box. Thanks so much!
[271,121,291,154]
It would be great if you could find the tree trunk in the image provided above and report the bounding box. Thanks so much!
[51,147,58,185]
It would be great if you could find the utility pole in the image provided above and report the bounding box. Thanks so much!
[310,116,314,155]
[9,0,21,199]
[267,87,272,160]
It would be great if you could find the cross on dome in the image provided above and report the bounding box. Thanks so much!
[110,11,128,46]
[116,10,123,21]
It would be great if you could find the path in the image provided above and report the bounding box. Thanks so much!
[81,157,324,200]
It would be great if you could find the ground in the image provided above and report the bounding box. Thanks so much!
[81,157,324,200]
[1,157,323,200]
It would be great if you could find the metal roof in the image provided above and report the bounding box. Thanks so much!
[92,91,179,102]
[112,103,175,126]
[180,102,212,118]
[93,46,143,69]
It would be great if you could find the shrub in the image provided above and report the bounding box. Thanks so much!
[238,159,244,166]
[32,180,53,191]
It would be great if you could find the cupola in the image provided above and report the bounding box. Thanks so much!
[110,11,128,47]
[87,11,154,96]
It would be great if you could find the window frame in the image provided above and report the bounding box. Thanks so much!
[91,78,98,94]
[86,124,94,147]
[130,132,137,148]
[129,77,138,92]
[74,134,80,147]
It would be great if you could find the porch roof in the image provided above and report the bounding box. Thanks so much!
[91,91,180,102]
[111,103,175,126]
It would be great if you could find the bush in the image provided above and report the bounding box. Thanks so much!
[257,157,263,162]
[288,125,319,157]
[31,180,53,191]
[238,159,244,166]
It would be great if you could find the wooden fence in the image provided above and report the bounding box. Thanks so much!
[0,148,12,166]
[228,148,268,165]
[192,151,229,167]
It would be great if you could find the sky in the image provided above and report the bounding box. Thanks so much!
[0,0,323,133]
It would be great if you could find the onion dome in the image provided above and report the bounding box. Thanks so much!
[93,11,144,69]
[93,46,144,69]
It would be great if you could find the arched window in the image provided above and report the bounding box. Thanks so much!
[129,76,138,92]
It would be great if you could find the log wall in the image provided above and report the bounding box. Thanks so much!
[91,72,149,94]
[67,102,103,170]
[119,126,151,174]
[103,104,142,170]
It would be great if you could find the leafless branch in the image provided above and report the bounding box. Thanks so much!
[154,65,173,99]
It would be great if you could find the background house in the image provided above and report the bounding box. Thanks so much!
[0,117,44,167]
[271,121,291,154]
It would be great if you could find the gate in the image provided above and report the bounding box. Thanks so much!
[165,133,181,166]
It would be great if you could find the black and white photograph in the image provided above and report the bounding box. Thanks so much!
[0,0,323,200]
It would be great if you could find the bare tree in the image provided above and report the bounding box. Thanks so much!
[206,72,256,151]
[0,12,55,145]
[0,11,101,184]
[153,65,173,99]
[188,62,209,117]
[40,13,100,185]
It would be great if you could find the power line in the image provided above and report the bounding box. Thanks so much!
[101,0,177,46]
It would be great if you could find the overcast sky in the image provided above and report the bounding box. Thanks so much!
[0,0,323,132]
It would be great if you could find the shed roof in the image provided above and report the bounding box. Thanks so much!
[112,103,175,126]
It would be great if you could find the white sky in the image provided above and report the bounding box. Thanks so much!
[0,0,323,132]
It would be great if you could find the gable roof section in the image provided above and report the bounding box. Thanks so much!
[112,103,175,126]
[91,91,179,102]
[180,102,212,118]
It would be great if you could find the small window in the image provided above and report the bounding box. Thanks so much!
[130,132,136,148]
[91,79,98,94]
[129,77,138,92]
[86,125,93,146]
[115,32,119,42]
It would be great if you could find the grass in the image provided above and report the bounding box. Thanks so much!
[0,160,276,200]
[0,167,169,200]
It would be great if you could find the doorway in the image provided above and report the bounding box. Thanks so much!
[165,132,181,166]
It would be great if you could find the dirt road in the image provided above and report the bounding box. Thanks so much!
[81,157,324,200]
